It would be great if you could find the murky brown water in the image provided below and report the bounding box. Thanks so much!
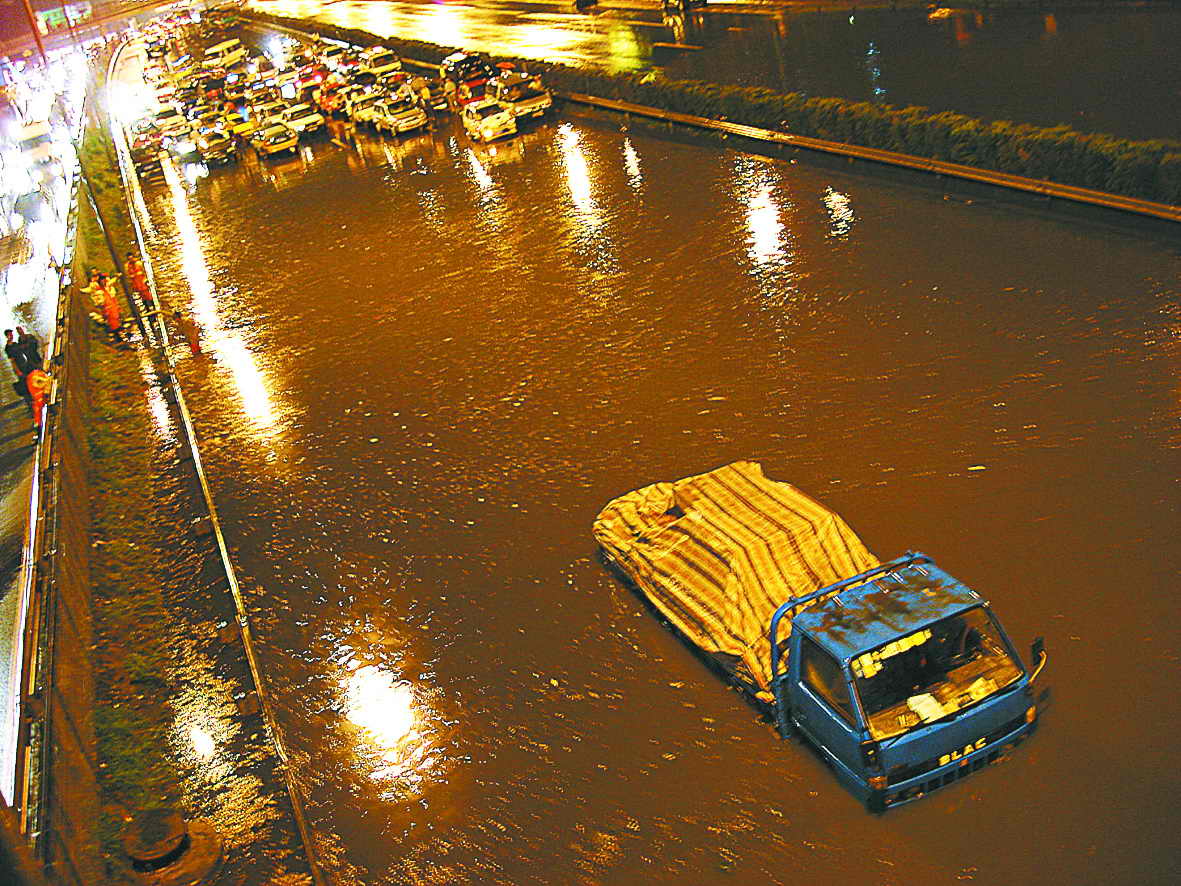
[131,104,1180,884]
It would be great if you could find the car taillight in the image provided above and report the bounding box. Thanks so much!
[1025,705,1036,724]
[867,775,887,790]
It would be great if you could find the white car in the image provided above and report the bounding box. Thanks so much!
[359,49,401,79]
[461,99,517,143]
[492,72,553,120]
[320,43,352,72]
[202,39,246,71]
[278,103,326,136]
[250,100,286,126]
[372,97,427,135]
[345,91,382,126]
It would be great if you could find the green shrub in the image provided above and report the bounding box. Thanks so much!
[1157,153,1181,204]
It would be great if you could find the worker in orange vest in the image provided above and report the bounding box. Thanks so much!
[96,273,123,341]
[26,367,51,430]
[125,252,151,309]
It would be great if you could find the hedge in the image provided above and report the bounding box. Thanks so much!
[240,10,1181,206]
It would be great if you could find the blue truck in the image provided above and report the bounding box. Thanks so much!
[593,461,1047,811]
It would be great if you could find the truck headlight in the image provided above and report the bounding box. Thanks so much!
[859,739,880,769]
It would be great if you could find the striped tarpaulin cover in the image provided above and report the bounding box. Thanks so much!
[594,461,878,693]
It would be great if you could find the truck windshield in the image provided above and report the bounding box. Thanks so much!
[851,607,1021,741]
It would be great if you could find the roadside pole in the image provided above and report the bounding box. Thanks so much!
[17,0,48,68]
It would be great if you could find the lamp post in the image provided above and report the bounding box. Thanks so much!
[17,0,49,68]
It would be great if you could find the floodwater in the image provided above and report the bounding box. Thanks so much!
[130,94,1180,883]
[247,0,1181,140]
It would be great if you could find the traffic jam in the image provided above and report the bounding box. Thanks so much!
[128,15,554,176]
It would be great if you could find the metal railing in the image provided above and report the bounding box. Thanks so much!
[104,39,327,886]
[4,87,105,886]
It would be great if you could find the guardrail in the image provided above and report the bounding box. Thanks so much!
[559,93,1181,224]
[105,39,326,886]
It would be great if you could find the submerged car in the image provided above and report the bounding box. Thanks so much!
[372,97,427,135]
[491,71,553,119]
[461,98,517,143]
[440,51,492,88]
[345,90,383,126]
[198,131,237,165]
[278,103,326,136]
[359,48,401,80]
[252,123,299,156]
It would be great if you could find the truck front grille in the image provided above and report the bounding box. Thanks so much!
[885,713,1027,790]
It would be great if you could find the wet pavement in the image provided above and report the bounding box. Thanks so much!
[248,0,1181,140]
[115,59,1181,883]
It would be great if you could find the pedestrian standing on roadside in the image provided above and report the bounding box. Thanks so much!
[26,366,51,431]
[96,273,124,342]
[81,269,106,310]
[172,310,201,356]
[15,327,42,372]
[5,329,31,378]
[126,252,151,309]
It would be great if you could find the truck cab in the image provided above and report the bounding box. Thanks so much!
[772,553,1045,811]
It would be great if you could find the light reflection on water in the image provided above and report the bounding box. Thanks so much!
[622,138,642,191]
[344,663,439,796]
[557,123,596,223]
[732,155,792,279]
[161,158,279,433]
[823,186,855,238]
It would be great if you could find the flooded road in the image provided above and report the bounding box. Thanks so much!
[248,0,1181,140]
[131,101,1180,884]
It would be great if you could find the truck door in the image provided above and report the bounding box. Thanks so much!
[793,634,863,777]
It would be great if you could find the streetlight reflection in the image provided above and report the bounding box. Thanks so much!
[622,138,642,190]
[189,726,216,759]
[558,123,596,223]
[746,184,783,264]
[162,159,277,431]
[345,664,436,789]
[823,187,855,237]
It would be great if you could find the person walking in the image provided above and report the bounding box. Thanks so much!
[15,326,42,372]
[172,310,201,356]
